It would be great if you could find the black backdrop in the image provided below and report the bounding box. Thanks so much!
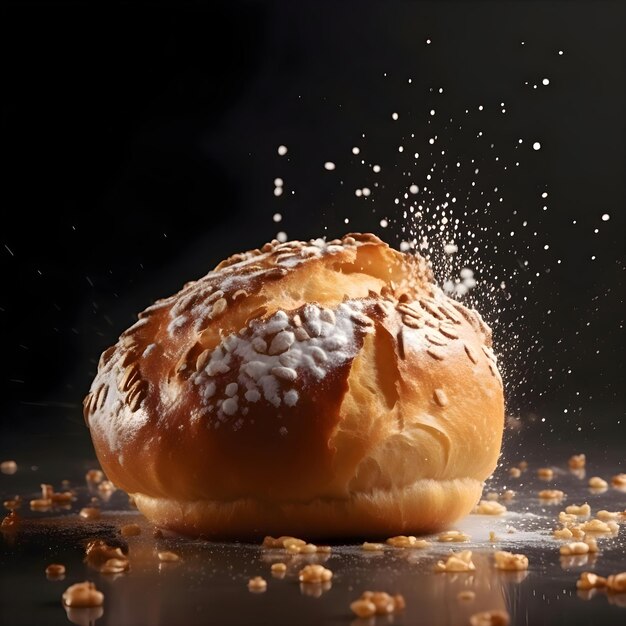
[1,1,624,461]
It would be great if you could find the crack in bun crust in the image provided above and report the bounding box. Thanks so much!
[85,233,504,538]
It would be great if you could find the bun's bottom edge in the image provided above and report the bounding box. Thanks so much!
[132,477,483,540]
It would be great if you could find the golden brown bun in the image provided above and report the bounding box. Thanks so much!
[84,233,504,539]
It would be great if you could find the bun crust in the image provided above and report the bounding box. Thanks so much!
[85,233,504,538]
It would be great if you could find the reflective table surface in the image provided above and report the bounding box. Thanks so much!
[1,448,625,626]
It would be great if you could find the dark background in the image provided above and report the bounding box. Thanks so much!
[1,1,624,462]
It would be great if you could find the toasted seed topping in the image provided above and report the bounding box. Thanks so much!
[464,343,478,363]
[426,347,445,360]
[438,324,459,339]
[210,298,228,319]
[426,332,447,346]
[433,389,448,407]
[403,315,424,329]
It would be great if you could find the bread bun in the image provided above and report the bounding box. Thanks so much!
[84,233,504,539]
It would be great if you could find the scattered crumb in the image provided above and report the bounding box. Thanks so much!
[350,599,376,618]
[568,454,586,469]
[100,557,130,574]
[434,550,476,572]
[553,527,574,540]
[298,564,333,583]
[85,469,104,483]
[469,609,510,626]
[611,474,626,488]
[79,507,101,520]
[62,581,104,607]
[564,503,591,517]
[386,535,430,549]
[494,550,529,571]
[351,591,405,617]
[588,476,608,489]
[438,530,470,543]
[537,468,554,480]
[120,523,141,537]
[45,564,66,577]
[606,572,626,593]
[538,489,565,500]
[30,499,51,511]
[457,590,476,601]
[248,576,267,592]
[577,572,607,590]
[580,519,617,533]
[473,500,507,515]
[560,542,589,556]
[0,460,18,475]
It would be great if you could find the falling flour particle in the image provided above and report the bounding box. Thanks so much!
[542,78,550,86]
[409,184,419,194]
[444,243,458,255]
[273,213,282,223]
[274,178,283,187]
[392,112,399,121]
[373,164,381,173]
[324,161,336,171]
[276,231,287,243]
[362,187,371,197]
[380,219,388,228]
[352,147,360,155]
[277,145,288,156]
[273,187,283,197]
[533,142,541,151]
[601,214,610,221]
